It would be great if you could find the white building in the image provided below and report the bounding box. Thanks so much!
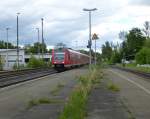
[0,49,52,70]
[0,49,25,70]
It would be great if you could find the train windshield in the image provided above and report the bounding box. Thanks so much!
[54,53,64,61]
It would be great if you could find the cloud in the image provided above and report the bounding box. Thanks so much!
[0,0,149,51]
[129,0,150,6]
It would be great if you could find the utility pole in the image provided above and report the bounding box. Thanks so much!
[41,18,44,59]
[36,28,40,58]
[83,8,97,65]
[6,28,10,69]
[17,13,20,69]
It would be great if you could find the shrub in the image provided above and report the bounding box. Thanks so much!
[135,47,150,64]
[27,56,47,68]
[0,55,3,70]
[110,51,121,64]
[59,66,103,119]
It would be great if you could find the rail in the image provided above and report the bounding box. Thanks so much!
[0,68,57,88]
[111,65,150,79]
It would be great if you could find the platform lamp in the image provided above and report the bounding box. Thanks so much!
[6,27,10,69]
[83,8,97,65]
[36,28,40,58]
[16,12,20,69]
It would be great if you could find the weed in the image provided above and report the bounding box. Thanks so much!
[59,66,103,119]
[107,83,120,92]
[28,99,39,109]
[27,98,63,109]
[50,83,65,96]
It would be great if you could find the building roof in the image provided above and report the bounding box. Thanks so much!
[0,49,24,52]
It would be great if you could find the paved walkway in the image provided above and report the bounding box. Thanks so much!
[0,68,88,119]
[86,79,129,119]
[104,68,150,119]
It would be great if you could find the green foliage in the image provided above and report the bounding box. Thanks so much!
[25,42,48,54]
[144,39,150,48]
[102,41,112,61]
[27,56,47,68]
[0,40,15,49]
[110,50,121,64]
[59,67,103,119]
[0,55,3,70]
[135,47,150,64]
[50,83,65,96]
[28,98,62,109]
[107,83,120,92]
[125,28,146,60]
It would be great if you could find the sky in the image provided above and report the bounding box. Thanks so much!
[0,0,150,52]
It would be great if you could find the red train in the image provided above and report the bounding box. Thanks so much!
[52,48,89,71]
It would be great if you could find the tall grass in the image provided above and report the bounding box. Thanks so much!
[59,66,102,119]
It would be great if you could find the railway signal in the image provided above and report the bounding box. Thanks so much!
[92,33,99,65]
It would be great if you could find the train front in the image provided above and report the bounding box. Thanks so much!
[52,48,66,71]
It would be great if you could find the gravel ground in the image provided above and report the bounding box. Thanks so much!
[0,67,88,119]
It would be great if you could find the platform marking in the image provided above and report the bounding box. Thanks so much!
[109,69,150,96]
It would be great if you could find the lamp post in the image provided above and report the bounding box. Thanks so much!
[36,28,40,58]
[6,28,10,68]
[41,18,44,59]
[17,13,20,69]
[83,8,97,65]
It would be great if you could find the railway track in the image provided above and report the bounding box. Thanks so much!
[0,68,57,88]
[111,66,150,79]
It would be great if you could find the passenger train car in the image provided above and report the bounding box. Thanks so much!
[52,48,89,71]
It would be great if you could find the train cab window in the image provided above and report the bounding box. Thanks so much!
[54,53,64,61]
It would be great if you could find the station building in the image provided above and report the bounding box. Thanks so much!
[0,49,52,70]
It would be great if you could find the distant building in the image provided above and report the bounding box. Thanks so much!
[0,49,25,70]
[0,49,52,70]
[24,53,52,63]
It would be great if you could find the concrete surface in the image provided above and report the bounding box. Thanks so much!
[0,68,88,119]
[104,68,150,119]
[86,78,130,119]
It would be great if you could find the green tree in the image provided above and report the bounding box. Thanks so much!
[25,42,47,54]
[135,47,150,64]
[125,28,146,60]
[143,21,150,38]
[110,50,121,64]
[102,41,112,61]
[0,40,15,49]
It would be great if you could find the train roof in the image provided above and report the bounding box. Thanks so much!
[53,48,89,57]
[67,49,89,57]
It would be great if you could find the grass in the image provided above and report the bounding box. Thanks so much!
[59,66,103,119]
[107,83,120,92]
[120,99,136,119]
[28,97,63,109]
[50,83,65,96]
[117,63,150,73]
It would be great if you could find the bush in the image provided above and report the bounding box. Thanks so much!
[135,47,150,64]
[0,55,3,70]
[59,67,103,119]
[110,51,121,64]
[27,56,47,68]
